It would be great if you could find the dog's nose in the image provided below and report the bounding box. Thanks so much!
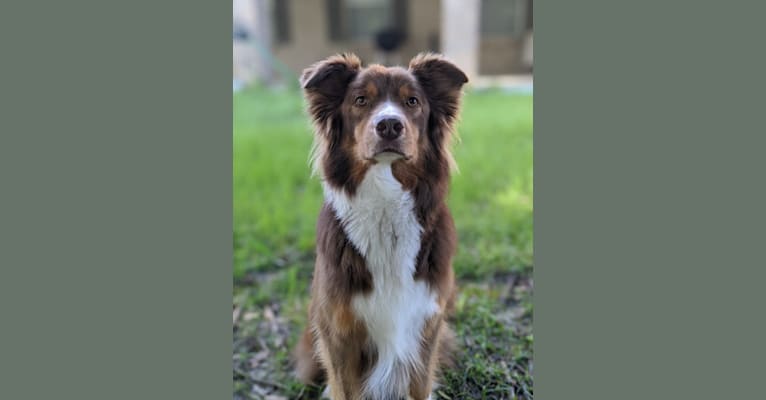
[375,118,404,140]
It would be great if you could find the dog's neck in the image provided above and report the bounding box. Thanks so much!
[320,152,452,227]
[322,162,418,258]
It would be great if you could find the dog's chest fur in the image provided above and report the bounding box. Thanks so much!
[324,163,439,397]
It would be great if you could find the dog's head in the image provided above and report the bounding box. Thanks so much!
[301,53,468,190]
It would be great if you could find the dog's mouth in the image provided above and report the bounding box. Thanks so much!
[375,146,405,156]
[369,147,411,162]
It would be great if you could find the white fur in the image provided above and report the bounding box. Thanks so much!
[374,101,406,121]
[323,163,439,399]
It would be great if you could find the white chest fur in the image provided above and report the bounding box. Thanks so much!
[323,163,439,398]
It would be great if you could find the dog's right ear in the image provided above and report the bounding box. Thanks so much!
[300,53,361,123]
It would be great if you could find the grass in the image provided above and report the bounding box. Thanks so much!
[233,85,533,399]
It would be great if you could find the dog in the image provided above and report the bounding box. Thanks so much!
[293,52,468,400]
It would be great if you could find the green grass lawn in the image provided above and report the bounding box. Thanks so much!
[233,86,533,399]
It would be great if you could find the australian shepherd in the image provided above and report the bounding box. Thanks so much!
[293,52,468,400]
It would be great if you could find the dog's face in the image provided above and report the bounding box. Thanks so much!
[344,67,428,162]
[301,53,468,183]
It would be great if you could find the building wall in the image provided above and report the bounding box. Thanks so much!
[441,0,480,80]
[233,0,532,85]
[233,0,257,83]
[480,36,525,75]
[478,0,533,75]
[272,0,441,74]
[234,0,274,84]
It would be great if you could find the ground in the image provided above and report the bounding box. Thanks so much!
[233,85,533,400]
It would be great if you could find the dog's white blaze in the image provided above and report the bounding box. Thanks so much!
[374,100,406,121]
[324,163,439,399]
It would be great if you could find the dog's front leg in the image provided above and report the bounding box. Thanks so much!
[314,307,369,400]
[408,315,447,400]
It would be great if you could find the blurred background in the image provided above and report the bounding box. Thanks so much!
[233,1,533,399]
[233,0,532,90]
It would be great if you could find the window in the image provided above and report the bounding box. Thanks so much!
[327,0,407,42]
[481,0,528,37]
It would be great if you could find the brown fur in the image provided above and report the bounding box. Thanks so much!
[293,53,467,400]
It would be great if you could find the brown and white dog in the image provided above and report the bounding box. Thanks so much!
[293,53,468,400]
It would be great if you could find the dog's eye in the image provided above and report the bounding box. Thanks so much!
[407,97,419,107]
[354,96,367,107]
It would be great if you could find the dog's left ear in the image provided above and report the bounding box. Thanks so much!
[409,53,468,123]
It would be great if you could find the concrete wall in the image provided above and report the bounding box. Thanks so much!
[233,0,257,83]
[441,0,480,80]
[233,0,274,84]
